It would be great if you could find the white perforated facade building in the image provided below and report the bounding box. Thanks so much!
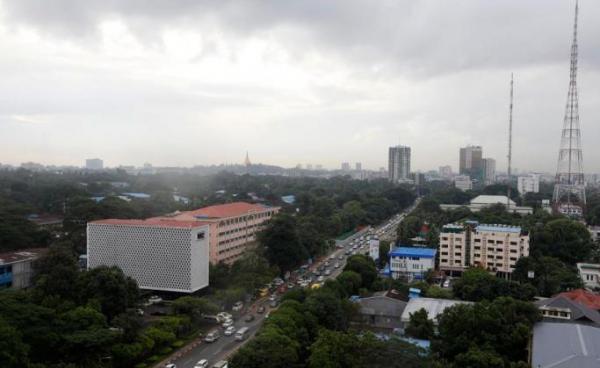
[87,219,210,293]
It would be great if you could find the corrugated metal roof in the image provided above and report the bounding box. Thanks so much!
[401,298,472,323]
[476,224,522,234]
[532,322,600,368]
[390,247,437,258]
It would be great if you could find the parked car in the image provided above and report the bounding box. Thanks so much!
[317,276,324,282]
[334,263,340,269]
[212,360,228,368]
[338,255,344,260]
[324,269,331,276]
[257,306,266,314]
[204,331,220,343]
[224,326,236,336]
[232,301,243,311]
[194,360,208,368]
[165,364,177,368]
[222,318,234,328]
[217,312,232,322]
[245,314,255,322]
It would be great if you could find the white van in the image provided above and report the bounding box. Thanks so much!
[235,327,250,341]
[212,360,228,368]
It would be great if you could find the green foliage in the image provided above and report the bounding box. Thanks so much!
[230,327,301,368]
[425,285,453,299]
[171,296,218,326]
[337,271,363,296]
[531,218,594,265]
[397,215,422,244]
[405,308,434,340]
[0,317,29,367]
[260,213,309,273]
[512,256,582,296]
[343,255,377,289]
[433,297,540,367]
[452,268,536,302]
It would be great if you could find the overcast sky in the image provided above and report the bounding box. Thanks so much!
[0,0,599,172]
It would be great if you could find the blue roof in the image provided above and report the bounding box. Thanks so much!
[390,247,436,258]
[122,192,151,199]
[476,224,521,234]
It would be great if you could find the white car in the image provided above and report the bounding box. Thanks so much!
[194,359,209,368]
[224,326,236,336]
[217,312,232,322]
[317,276,324,282]
[222,319,234,328]
[148,295,163,305]
[232,301,243,311]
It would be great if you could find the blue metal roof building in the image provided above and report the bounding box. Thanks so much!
[389,247,437,281]
[390,247,437,258]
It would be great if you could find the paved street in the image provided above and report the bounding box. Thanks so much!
[169,203,416,368]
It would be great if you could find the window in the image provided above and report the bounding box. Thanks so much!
[474,253,481,258]
[474,238,481,243]
[474,246,481,250]
[442,237,448,241]
[488,240,494,244]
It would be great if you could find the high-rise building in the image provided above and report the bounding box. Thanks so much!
[459,145,483,180]
[518,174,540,195]
[388,145,411,183]
[85,158,103,170]
[355,162,362,171]
[482,158,496,185]
[439,165,453,178]
[454,175,472,191]
[341,162,351,171]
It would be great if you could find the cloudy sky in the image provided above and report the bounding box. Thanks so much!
[0,0,599,172]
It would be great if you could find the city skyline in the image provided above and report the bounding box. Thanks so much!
[1,1,600,172]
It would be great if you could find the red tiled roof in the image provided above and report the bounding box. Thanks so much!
[177,202,274,219]
[90,218,209,229]
[0,248,47,265]
[557,289,600,310]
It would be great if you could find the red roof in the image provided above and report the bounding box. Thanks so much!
[90,218,209,229]
[176,202,273,219]
[557,289,600,310]
[0,248,47,265]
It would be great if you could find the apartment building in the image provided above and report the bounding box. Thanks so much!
[389,247,436,281]
[439,222,529,276]
[172,202,279,264]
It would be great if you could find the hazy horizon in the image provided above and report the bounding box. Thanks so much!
[1,1,600,172]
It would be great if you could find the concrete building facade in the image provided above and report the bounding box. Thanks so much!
[85,158,104,170]
[577,263,600,290]
[454,175,472,191]
[517,174,540,195]
[439,222,529,275]
[388,145,411,183]
[459,145,483,180]
[0,248,46,289]
[389,247,436,281]
[87,219,210,293]
[482,158,496,185]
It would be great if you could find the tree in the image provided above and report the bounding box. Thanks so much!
[397,216,422,244]
[0,317,29,367]
[343,255,378,289]
[532,218,594,265]
[452,347,505,368]
[337,271,363,296]
[425,285,453,299]
[378,240,391,268]
[452,268,535,302]
[171,296,218,326]
[434,297,540,366]
[405,308,434,340]
[513,256,582,296]
[305,288,350,331]
[229,327,300,368]
[259,214,309,273]
[33,244,81,302]
[77,266,140,320]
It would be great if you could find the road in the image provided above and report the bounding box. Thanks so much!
[170,204,416,368]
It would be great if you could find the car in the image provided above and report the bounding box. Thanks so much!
[329,255,335,261]
[165,364,177,368]
[268,294,277,302]
[334,263,340,269]
[222,318,234,328]
[194,359,209,368]
[443,279,451,288]
[204,331,220,343]
[217,312,232,322]
[257,306,266,314]
[211,360,228,368]
[245,314,255,322]
[345,250,351,255]
[224,326,236,336]
[270,299,279,308]
[324,261,330,267]
[317,276,324,282]
[338,255,344,260]
[324,269,331,276]
[232,301,244,311]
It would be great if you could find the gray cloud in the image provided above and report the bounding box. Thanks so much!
[0,0,599,172]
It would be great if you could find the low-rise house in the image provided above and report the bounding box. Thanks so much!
[557,289,600,311]
[389,247,436,281]
[400,297,472,326]
[535,295,600,326]
[354,291,407,331]
[531,322,600,368]
[0,248,46,289]
[577,263,600,290]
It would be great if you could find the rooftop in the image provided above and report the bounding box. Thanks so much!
[558,289,600,311]
[390,247,437,258]
[535,295,600,325]
[175,202,275,219]
[476,224,522,234]
[0,248,47,265]
[532,322,600,368]
[90,218,209,229]
[470,195,516,206]
[401,297,472,323]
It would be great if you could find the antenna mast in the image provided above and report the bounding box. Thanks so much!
[507,74,513,210]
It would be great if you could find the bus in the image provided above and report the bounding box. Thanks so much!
[235,327,250,341]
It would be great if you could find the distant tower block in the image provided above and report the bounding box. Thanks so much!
[553,0,586,217]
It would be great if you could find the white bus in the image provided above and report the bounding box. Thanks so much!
[235,327,250,341]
